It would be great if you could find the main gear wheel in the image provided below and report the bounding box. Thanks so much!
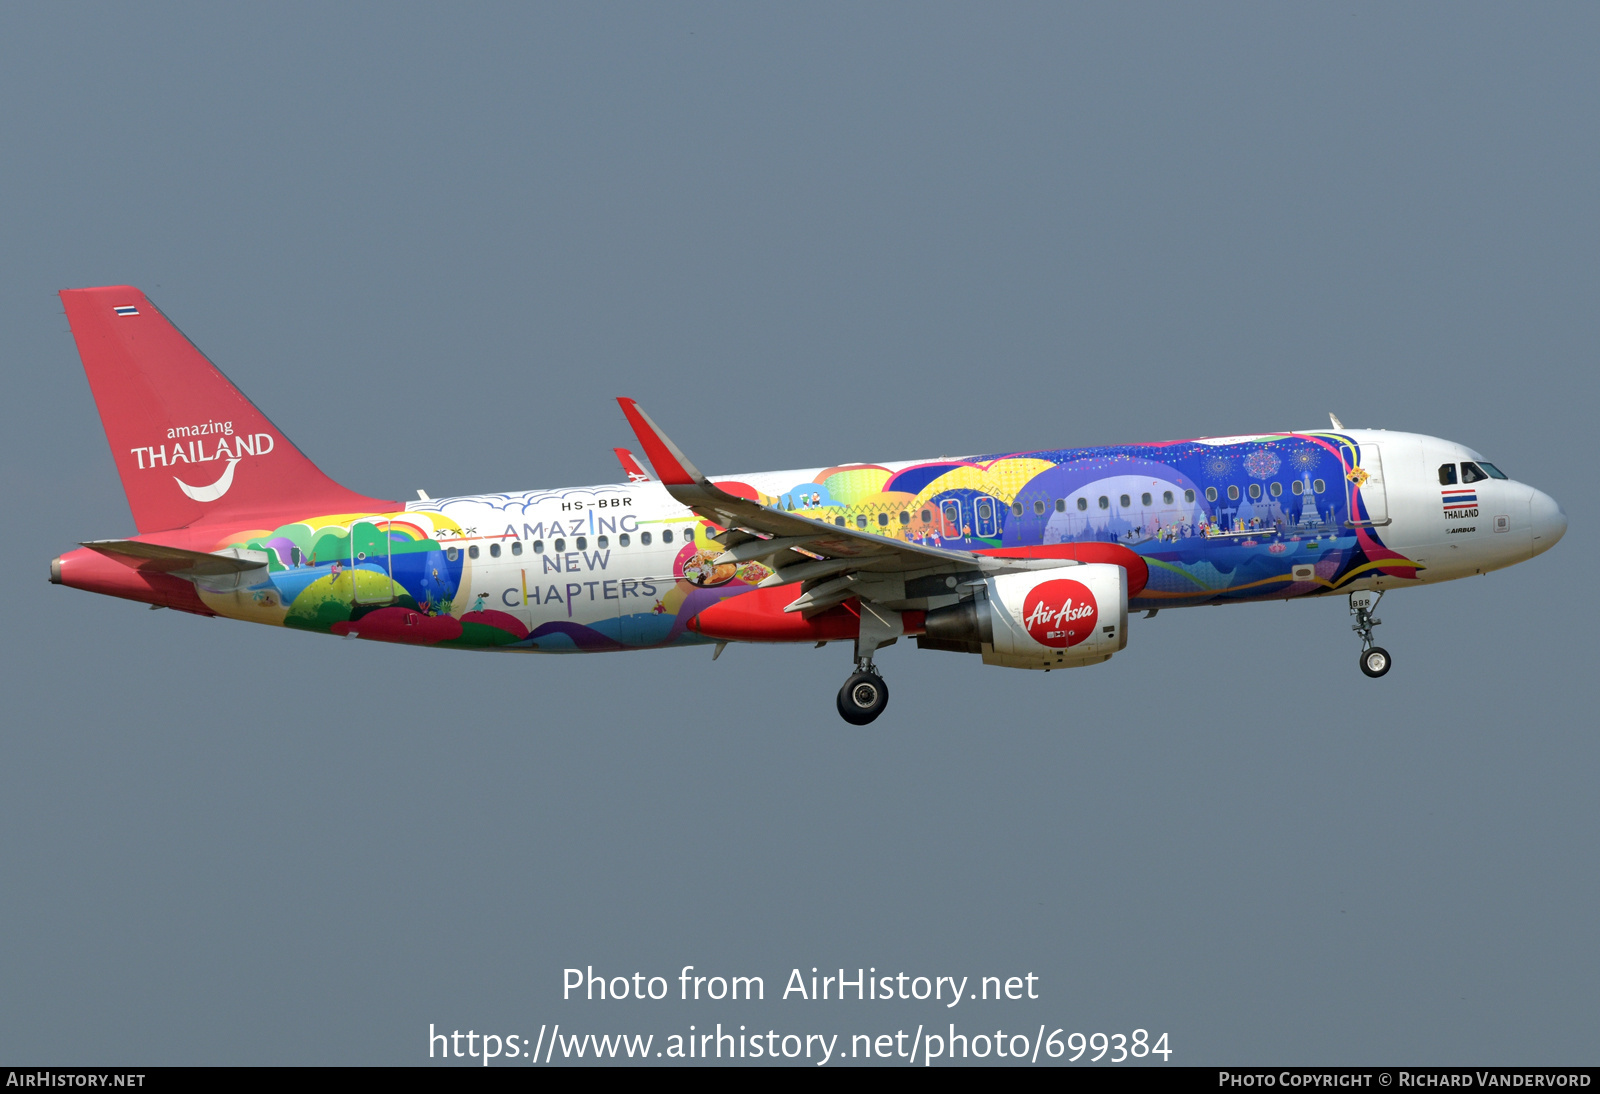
[837,671,889,725]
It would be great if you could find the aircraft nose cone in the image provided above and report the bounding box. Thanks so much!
[1530,489,1566,557]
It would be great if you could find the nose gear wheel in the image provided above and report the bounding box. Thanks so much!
[1360,646,1392,677]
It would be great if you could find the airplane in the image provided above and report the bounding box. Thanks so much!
[50,286,1566,724]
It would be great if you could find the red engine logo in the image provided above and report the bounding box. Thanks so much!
[1021,578,1099,648]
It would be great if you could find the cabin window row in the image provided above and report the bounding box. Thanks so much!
[1055,489,1197,514]
[444,526,699,562]
[1196,480,1326,503]
[817,479,1333,533]
[832,511,920,528]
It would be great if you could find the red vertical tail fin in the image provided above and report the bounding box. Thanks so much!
[60,286,396,533]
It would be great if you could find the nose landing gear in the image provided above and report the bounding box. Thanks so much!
[1350,590,1391,678]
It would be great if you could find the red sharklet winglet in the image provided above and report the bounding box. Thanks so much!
[616,398,702,487]
[612,447,653,483]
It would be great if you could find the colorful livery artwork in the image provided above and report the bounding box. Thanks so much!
[51,288,1566,723]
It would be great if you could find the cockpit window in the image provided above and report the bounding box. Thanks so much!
[1438,463,1458,486]
[1460,462,1489,484]
[1479,462,1508,480]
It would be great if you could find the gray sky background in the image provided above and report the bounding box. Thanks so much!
[2,3,1595,1065]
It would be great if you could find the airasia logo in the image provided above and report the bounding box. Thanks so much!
[1021,578,1099,648]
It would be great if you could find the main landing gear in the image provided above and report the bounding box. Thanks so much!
[837,661,889,725]
[1349,590,1391,678]
[835,601,904,725]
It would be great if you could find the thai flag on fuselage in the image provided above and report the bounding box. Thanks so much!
[1442,489,1478,511]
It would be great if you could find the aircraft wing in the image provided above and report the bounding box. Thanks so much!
[617,398,1062,615]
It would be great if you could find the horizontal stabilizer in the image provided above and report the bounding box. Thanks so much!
[83,539,266,577]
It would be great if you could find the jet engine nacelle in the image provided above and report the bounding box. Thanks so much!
[921,563,1129,670]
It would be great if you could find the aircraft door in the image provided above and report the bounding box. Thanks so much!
[1347,446,1391,527]
[974,495,999,538]
[351,520,397,605]
[940,499,965,540]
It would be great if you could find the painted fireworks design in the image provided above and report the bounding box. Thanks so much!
[1244,449,1282,479]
